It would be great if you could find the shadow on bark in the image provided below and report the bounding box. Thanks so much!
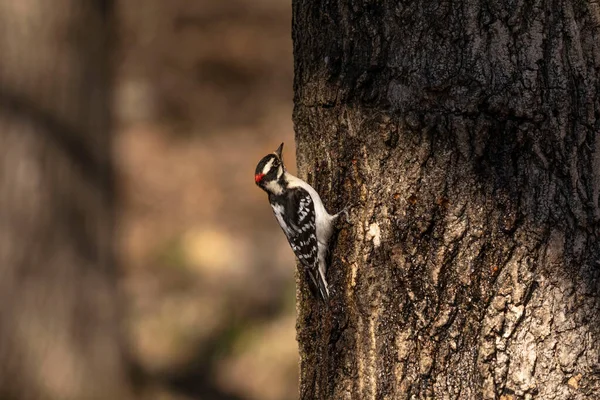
[291,2,600,395]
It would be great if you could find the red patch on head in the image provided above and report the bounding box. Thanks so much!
[255,173,265,184]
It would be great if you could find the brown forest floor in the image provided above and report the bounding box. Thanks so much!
[114,1,298,399]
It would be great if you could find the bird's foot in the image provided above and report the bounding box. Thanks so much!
[335,206,352,225]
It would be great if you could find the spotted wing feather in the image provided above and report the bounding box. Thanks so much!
[270,188,327,300]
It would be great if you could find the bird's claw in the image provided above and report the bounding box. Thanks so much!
[336,206,352,225]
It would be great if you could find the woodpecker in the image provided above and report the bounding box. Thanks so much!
[254,143,346,301]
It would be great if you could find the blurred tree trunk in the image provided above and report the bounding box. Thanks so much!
[292,1,600,399]
[0,1,131,400]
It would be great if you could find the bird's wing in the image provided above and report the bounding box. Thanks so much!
[270,188,328,300]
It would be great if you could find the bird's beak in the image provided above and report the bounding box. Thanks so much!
[275,142,284,159]
[255,173,265,184]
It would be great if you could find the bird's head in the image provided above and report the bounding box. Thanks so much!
[255,142,286,194]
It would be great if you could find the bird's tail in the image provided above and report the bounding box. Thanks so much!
[305,268,329,302]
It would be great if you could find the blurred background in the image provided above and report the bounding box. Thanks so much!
[114,1,298,399]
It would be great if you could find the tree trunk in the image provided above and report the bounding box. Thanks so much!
[0,1,131,400]
[292,1,600,399]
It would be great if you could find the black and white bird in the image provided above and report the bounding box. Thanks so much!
[254,143,346,301]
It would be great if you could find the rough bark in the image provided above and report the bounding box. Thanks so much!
[292,1,600,399]
[0,1,131,400]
